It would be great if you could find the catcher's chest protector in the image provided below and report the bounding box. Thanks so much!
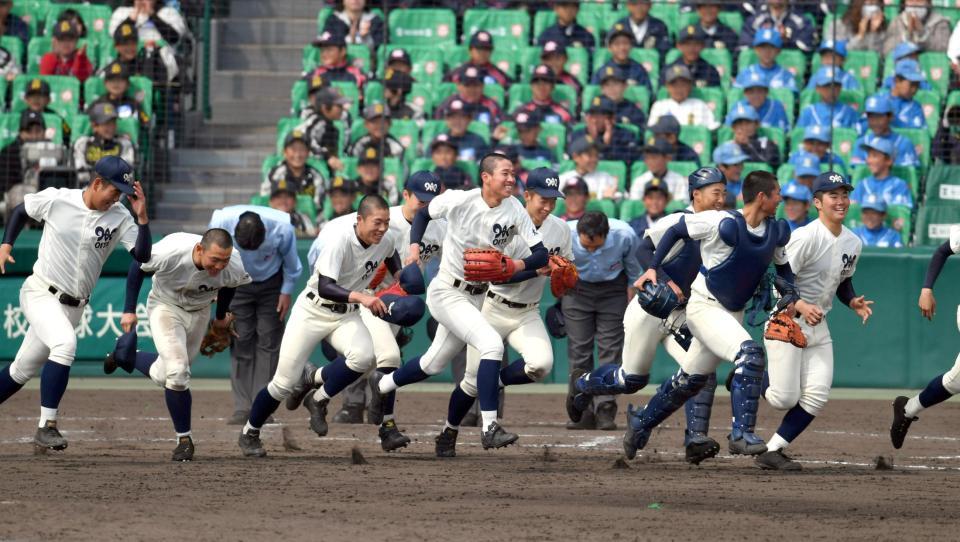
[703,212,787,312]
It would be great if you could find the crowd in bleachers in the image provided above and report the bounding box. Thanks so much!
[260,1,955,248]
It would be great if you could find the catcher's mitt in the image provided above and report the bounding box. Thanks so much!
[548,255,578,297]
[368,262,388,290]
[463,248,515,282]
[764,311,807,348]
[199,321,233,357]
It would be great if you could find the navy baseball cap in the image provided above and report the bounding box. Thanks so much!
[313,29,346,48]
[469,30,494,50]
[110,330,137,373]
[94,156,136,194]
[677,24,707,43]
[398,264,426,295]
[540,40,567,58]
[545,303,566,338]
[650,114,681,135]
[406,170,442,202]
[378,294,426,327]
[811,171,853,193]
[526,167,564,198]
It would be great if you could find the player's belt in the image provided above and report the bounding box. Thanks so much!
[486,291,536,309]
[47,285,87,307]
[452,279,488,296]
[305,291,358,313]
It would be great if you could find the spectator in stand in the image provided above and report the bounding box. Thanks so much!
[434,66,503,125]
[591,23,652,94]
[794,125,848,173]
[850,136,914,211]
[853,196,903,248]
[355,145,398,205]
[728,66,790,132]
[92,60,150,129]
[385,47,413,75]
[54,8,86,38]
[560,136,619,201]
[951,21,960,80]
[0,111,46,196]
[627,179,669,239]
[612,0,671,57]
[695,0,738,51]
[789,151,822,191]
[0,43,18,83]
[40,19,93,83]
[501,110,555,163]
[648,65,719,130]
[852,95,919,168]
[740,0,816,52]
[21,78,70,146]
[713,141,749,208]
[826,0,888,52]
[537,1,595,49]
[512,64,574,125]
[805,40,861,92]
[110,0,189,46]
[321,177,358,228]
[322,0,385,51]
[650,115,700,165]
[73,102,136,185]
[933,103,960,164]
[436,98,488,162]
[570,96,640,163]
[268,184,317,239]
[883,0,951,55]
[262,130,326,214]
[780,181,813,232]
[346,102,405,159]
[428,134,473,190]
[110,21,176,85]
[445,30,512,86]
[738,28,797,93]
[299,85,350,172]
[539,40,582,94]
[796,66,860,129]
[559,176,589,221]
[382,69,423,122]
[727,102,781,168]
[629,138,689,203]
[0,0,28,50]
[663,25,721,89]
[598,66,646,128]
[305,29,366,90]
[880,42,932,92]
[885,60,927,130]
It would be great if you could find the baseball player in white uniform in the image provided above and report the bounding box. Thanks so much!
[434,168,573,457]
[0,156,150,450]
[757,172,873,471]
[626,170,799,459]
[106,229,251,461]
[237,195,401,458]
[375,153,549,449]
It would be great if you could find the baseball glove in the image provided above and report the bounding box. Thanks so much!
[548,255,578,297]
[764,311,807,348]
[199,321,233,357]
[463,248,515,282]
[368,262,388,290]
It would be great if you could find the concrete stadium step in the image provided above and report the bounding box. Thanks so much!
[167,166,263,186]
[159,185,257,206]
[230,0,321,19]
[208,98,292,125]
[217,44,305,72]
[170,148,267,169]
[151,218,210,236]
[217,17,319,46]
[154,201,232,223]
[209,70,300,103]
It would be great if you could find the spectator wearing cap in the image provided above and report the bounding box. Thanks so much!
[304,29,367,90]
[933,102,960,164]
[852,196,904,248]
[324,177,359,226]
[662,25,721,88]
[598,65,647,127]
[445,30,512,86]
[110,20,175,86]
[435,99,489,162]
[0,0,28,50]
[385,47,412,74]
[512,65,574,125]
[109,0,188,47]
[268,184,317,239]
[559,176,589,221]
[804,40,861,92]
[612,0,672,57]
[539,40,582,94]
[695,0,738,51]
[740,29,797,93]
[569,96,640,163]
[713,141,749,208]
[740,0,816,52]
[560,136,619,200]
[590,23,652,94]
[627,178,669,238]
[788,151,822,191]
[781,181,813,231]
[826,0,888,52]
[883,0,951,55]
[851,136,914,211]
[630,138,689,202]
[429,134,473,190]
[0,111,47,198]
[500,111,555,163]
[851,94,919,167]
[433,66,504,125]
[796,66,860,129]
[884,60,927,130]
[93,60,150,129]
[880,42,933,92]
[321,0,385,51]
[794,125,848,173]
[22,78,70,146]
[650,115,700,165]
[648,65,719,130]
[73,102,136,186]
[563,211,642,430]
[382,69,422,122]
[537,1,595,49]
[728,67,790,132]
[728,102,781,168]
[346,102,405,159]
[355,144,398,204]
[262,130,326,214]
[298,86,351,171]
[40,19,93,82]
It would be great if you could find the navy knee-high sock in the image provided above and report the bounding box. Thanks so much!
[446,385,476,427]
[319,358,364,398]
[39,361,71,409]
[0,365,23,404]
[134,352,159,377]
[164,388,192,435]
[391,356,430,387]
[499,359,533,386]
[378,367,397,416]
[248,387,280,430]
[477,359,500,412]
[775,404,816,443]
[919,373,953,408]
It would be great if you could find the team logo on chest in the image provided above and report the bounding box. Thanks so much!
[94,226,115,249]
[419,241,440,260]
[548,246,562,256]
[198,285,219,293]
[841,253,857,275]
[491,223,516,248]
[361,260,378,281]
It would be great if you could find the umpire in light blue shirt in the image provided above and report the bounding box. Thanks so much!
[209,205,303,424]
[563,211,642,431]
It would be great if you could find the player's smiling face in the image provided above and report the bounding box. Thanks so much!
[814,188,850,223]
[356,208,390,245]
[525,191,556,225]
[481,158,515,201]
[86,178,123,211]
[196,243,232,276]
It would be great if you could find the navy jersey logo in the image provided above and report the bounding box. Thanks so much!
[361,260,378,281]
[548,246,562,256]
[491,223,516,248]
[198,285,219,293]
[419,241,440,259]
[94,226,115,249]
[841,253,857,275]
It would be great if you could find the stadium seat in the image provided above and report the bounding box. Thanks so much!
[27,36,99,73]
[679,125,711,164]
[376,45,444,85]
[666,160,699,179]
[787,126,857,162]
[461,9,531,50]
[496,121,566,159]
[677,10,744,34]
[845,51,880,94]
[520,45,590,85]
[532,10,603,46]
[388,9,458,47]
[851,164,920,196]
[597,160,627,193]
[507,83,577,115]
[619,199,647,222]
[893,127,931,171]
[887,204,913,245]
[0,111,62,147]
[919,52,951,98]
[582,84,651,117]
[9,1,42,39]
[553,198,617,219]
[83,75,154,118]
[915,89,942,137]
[1,36,23,67]
[44,2,112,41]
[489,49,518,82]
[11,75,81,117]
[316,7,333,32]
[331,81,361,117]
[382,157,404,190]
[923,164,960,205]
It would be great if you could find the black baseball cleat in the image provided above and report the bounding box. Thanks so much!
[685,438,721,465]
[378,419,411,452]
[35,421,68,450]
[103,352,118,375]
[435,427,458,458]
[566,369,587,423]
[238,429,267,458]
[595,401,618,431]
[285,365,319,411]
[172,436,195,462]
[304,393,329,437]
[755,449,802,471]
[332,404,364,424]
[480,422,518,450]
[890,395,917,449]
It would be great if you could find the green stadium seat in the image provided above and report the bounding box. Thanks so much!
[363,80,383,104]
[0,111,63,146]
[532,10,603,46]
[376,45,444,85]
[290,80,308,116]
[678,125,711,164]
[507,83,577,115]
[388,9,458,46]
[489,49,518,82]
[407,82,435,117]
[844,51,880,94]
[83,75,153,117]
[593,48,660,89]
[461,9,531,49]
[553,198,617,219]
[12,75,81,117]
[666,160,699,179]
[915,89,942,137]
[677,11,744,34]
[44,3,112,40]
[742,162,774,178]
[316,7,333,33]
[619,199,647,222]
[519,45,589,85]
[893,127,931,171]
[27,36,99,74]
[851,164,920,196]
[10,1,42,39]
[440,44,470,72]
[919,52,951,98]
[520,158,552,172]
[649,3,678,37]
[382,157,404,191]
[597,160,627,192]
[923,164,960,204]
[887,204,913,245]
[1,36,24,67]
[331,81,361,117]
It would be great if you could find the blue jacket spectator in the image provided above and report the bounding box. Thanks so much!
[738,29,797,93]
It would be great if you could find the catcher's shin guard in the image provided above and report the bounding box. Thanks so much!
[683,372,717,445]
[576,364,649,396]
[625,370,707,450]
[730,341,766,446]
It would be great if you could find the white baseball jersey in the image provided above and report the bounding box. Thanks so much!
[141,233,252,311]
[428,188,542,282]
[645,207,693,264]
[389,204,446,266]
[648,97,720,130]
[783,219,861,315]
[307,214,398,293]
[950,225,960,254]
[630,171,690,203]
[23,187,138,299]
[490,214,574,304]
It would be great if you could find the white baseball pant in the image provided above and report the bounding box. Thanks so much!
[145,299,210,391]
[764,316,834,416]
[621,300,691,376]
[682,292,749,375]
[8,275,85,384]
[937,306,960,394]
[359,306,401,370]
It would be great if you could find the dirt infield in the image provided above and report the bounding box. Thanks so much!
[1,387,959,541]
